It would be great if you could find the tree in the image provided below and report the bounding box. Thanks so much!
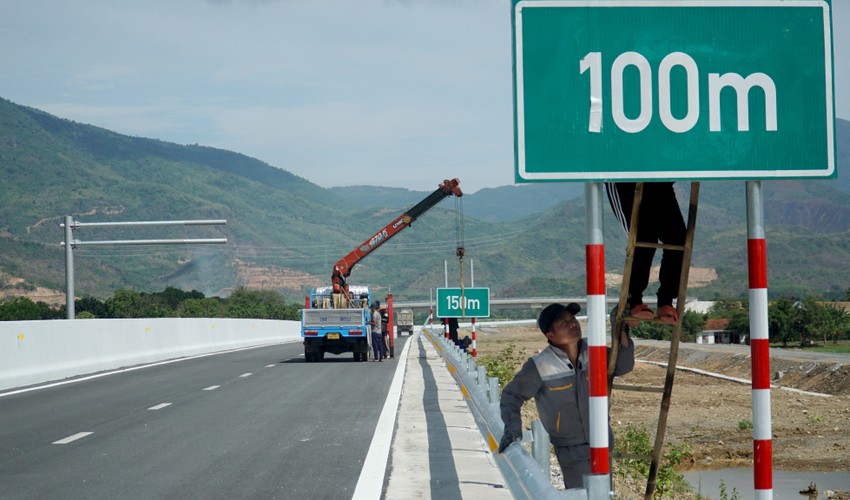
[178,298,226,318]
[726,309,750,341]
[105,289,169,318]
[801,298,850,345]
[631,321,670,341]
[768,297,797,347]
[818,304,850,344]
[707,299,745,319]
[680,311,706,342]
[76,296,108,318]
[149,286,205,312]
[0,297,62,321]
[225,288,299,320]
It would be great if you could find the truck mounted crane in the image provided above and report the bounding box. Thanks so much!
[330,178,463,297]
[301,178,463,362]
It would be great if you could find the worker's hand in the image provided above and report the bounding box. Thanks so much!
[497,430,522,454]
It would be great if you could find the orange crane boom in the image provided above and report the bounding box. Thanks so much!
[331,178,463,294]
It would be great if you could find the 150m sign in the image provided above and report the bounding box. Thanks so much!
[436,288,490,318]
[512,0,836,182]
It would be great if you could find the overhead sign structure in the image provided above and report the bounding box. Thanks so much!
[436,287,491,318]
[512,0,836,182]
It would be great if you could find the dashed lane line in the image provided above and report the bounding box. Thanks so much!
[53,432,93,445]
[148,403,173,410]
[203,385,220,391]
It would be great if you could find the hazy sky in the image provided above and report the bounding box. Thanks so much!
[1,0,847,193]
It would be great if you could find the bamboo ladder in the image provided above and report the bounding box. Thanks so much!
[606,182,700,500]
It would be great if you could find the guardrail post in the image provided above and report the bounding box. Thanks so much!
[531,420,550,474]
[477,366,487,386]
[487,376,499,404]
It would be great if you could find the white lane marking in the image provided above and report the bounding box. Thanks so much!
[148,403,172,410]
[203,385,220,391]
[53,432,93,444]
[0,341,301,399]
[239,373,252,378]
[265,364,276,368]
[352,335,414,500]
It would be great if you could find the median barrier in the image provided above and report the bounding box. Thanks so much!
[0,318,300,392]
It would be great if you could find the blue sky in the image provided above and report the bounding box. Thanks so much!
[1,0,846,193]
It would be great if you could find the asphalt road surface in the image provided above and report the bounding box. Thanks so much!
[0,337,410,499]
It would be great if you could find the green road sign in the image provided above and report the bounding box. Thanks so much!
[436,287,491,318]
[512,0,836,182]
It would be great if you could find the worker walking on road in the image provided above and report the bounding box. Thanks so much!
[606,182,686,325]
[498,303,634,489]
[370,301,384,362]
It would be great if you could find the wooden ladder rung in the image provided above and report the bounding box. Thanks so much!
[611,383,664,393]
[634,241,687,251]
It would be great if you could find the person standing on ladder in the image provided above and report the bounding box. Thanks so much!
[606,182,686,325]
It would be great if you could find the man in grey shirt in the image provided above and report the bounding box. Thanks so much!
[370,301,384,362]
[498,303,634,489]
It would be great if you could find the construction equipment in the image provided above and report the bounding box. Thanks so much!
[607,182,700,500]
[302,179,463,362]
[330,178,463,298]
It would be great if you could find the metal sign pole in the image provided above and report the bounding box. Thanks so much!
[585,183,611,498]
[59,218,227,320]
[64,216,75,319]
[746,181,773,499]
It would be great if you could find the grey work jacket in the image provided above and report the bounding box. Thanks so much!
[500,338,634,447]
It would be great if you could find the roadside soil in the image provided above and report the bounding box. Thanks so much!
[470,322,850,498]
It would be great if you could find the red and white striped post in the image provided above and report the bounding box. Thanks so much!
[387,292,395,354]
[747,181,773,499]
[471,317,477,357]
[585,183,610,491]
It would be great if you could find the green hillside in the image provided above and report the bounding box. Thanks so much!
[1,97,848,303]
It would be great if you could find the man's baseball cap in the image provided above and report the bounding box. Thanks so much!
[537,303,581,333]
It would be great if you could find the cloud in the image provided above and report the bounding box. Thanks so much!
[65,66,140,91]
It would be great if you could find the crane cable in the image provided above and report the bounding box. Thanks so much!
[455,196,466,316]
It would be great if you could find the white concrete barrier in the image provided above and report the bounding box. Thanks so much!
[0,318,301,392]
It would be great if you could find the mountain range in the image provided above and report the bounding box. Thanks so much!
[1,97,849,305]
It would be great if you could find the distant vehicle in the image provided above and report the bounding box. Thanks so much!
[396,309,414,336]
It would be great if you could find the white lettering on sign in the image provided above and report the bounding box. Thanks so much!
[708,72,777,132]
[445,295,481,311]
[581,51,777,134]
